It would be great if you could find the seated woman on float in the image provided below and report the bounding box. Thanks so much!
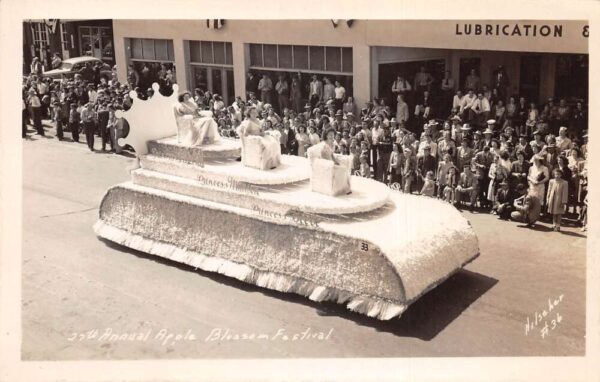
[174,91,220,146]
[236,106,282,170]
[307,128,352,196]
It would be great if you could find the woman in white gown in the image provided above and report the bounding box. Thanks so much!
[237,106,281,170]
[174,92,220,146]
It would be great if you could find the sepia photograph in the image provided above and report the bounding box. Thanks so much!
[1,1,599,381]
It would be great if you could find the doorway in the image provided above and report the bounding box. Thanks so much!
[519,55,541,104]
[459,57,481,91]
[191,65,235,105]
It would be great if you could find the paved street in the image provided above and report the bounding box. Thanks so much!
[22,124,586,360]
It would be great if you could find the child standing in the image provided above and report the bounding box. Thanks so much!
[547,168,569,231]
[444,166,458,204]
[52,101,64,141]
[68,103,80,143]
[359,155,371,178]
[420,171,436,197]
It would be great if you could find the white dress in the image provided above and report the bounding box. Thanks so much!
[238,118,282,170]
[174,100,220,146]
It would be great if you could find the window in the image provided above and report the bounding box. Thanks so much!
[127,38,175,61]
[248,43,352,74]
[187,40,235,105]
[79,26,114,61]
[31,23,49,48]
[188,40,233,65]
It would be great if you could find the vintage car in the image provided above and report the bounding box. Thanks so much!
[41,56,112,81]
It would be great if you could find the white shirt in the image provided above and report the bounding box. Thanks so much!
[461,94,477,110]
[88,90,98,104]
[334,86,345,99]
[472,97,491,112]
[453,94,464,110]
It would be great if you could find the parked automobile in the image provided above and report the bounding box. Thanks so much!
[41,56,112,81]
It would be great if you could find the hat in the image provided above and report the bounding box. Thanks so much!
[559,126,568,133]
[486,119,496,125]
[347,112,355,118]
[483,128,494,135]
[461,124,471,131]
[335,110,343,116]
[474,130,483,136]
[500,179,509,186]
[304,103,311,109]
[533,129,542,135]
[389,117,397,124]
[451,115,462,122]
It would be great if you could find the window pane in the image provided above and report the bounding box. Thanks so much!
[213,41,225,64]
[293,45,308,69]
[192,66,208,91]
[201,41,213,64]
[326,47,341,72]
[167,40,174,61]
[342,47,353,72]
[278,45,292,69]
[131,38,143,59]
[81,36,93,57]
[190,41,201,62]
[309,46,325,71]
[142,39,155,60]
[80,27,90,36]
[249,44,262,67]
[154,39,168,61]
[263,44,277,68]
[225,42,233,65]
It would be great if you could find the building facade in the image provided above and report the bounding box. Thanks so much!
[23,19,115,72]
[111,20,588,108]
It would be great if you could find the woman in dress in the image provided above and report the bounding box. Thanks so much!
[295,124,310,157]
[457,138,474,170]
[487,155,509,209]
[238,106,281,169]
[388,143,403,186]
[308,125,321,147]
[547,168,569,231]
[174,92,220,146]
[527,154,550,200]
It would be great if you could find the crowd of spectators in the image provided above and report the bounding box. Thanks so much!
[22,61,589,232]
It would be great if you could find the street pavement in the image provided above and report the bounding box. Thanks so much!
[21,124,586,360]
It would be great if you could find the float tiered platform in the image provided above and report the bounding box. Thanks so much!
[95,136,479,320]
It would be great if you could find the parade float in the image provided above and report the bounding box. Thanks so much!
[94,83,479,321]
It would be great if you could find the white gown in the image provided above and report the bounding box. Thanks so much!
[174,100,220,146]
[238,119,282,170]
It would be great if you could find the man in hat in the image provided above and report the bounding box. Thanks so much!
[482,127,494,148]
[456,163,478,210]
[493,179,514,219]
[342,112,356,131]
[97,102,111,151]
[81,102,97,151]
[472,146,494,207]
[51,101,64,140]
[376,125,393,183]
[472,130,484,152]
[530,129,545,149]
[68,103,80,142]
[418,133,437,159]
[303,103,312,121]
[417,144,437,187]
[27,89,44,136]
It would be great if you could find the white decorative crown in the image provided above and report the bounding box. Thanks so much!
[116,82,180,156]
